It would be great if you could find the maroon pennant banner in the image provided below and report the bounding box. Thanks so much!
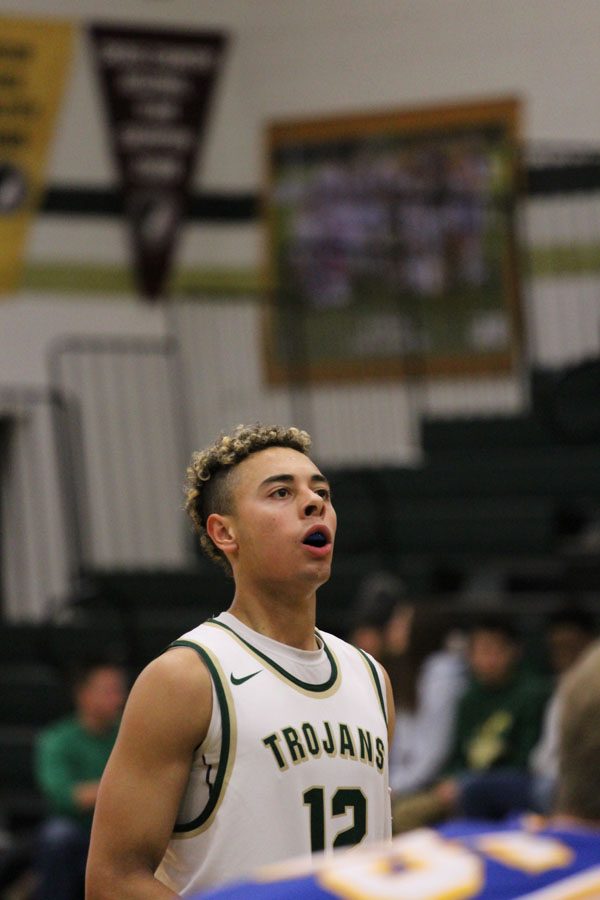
[89,24,227,299]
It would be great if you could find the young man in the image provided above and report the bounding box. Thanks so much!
[196,639,600,899]
[86,424,394,898]
[34,659,127,900]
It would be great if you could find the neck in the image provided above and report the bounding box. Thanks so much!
[228,579,318,650]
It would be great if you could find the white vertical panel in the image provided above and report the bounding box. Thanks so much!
[310,382,419,465]
[528,277,600,366]
[55,342,188,570]
[523,189,600,368]
[420,375,525,417]
[1,399,71,622]
[175,297,293,452]
[32,402,70,613]
[149,353,189,565]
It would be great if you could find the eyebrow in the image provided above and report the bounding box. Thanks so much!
[259,473,330,489]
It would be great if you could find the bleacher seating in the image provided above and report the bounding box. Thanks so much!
[81,567,231,628]
[0,661,70,844]
[325,372,600,600]
[0,726,46,832]
[37,623,129,671]
[0,624,45,665]
[0,663,71,728]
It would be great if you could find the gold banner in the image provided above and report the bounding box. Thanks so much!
[0,17,74,294]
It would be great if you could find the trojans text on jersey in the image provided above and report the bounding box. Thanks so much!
[262,720,386,772]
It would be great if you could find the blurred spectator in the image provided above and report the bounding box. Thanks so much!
[392,616,549,831]
[33,659,127,900]
[529,606,596,812]
[544,606,596,677]
[347,570,404,659]
[384,605,467,798]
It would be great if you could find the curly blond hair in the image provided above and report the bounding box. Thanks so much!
[185,424,312,573]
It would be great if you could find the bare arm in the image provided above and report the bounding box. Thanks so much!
[86,648,212,900]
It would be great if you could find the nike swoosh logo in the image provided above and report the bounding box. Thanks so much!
[230,669,262,685]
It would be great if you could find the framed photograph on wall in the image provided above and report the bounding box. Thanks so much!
[264,96,522,383]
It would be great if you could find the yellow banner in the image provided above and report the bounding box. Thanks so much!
[0,17,73,294]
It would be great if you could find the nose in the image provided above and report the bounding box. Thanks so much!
[302,487,326,518]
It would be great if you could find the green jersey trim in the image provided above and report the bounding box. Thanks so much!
[208,619,340,694]
[357,648,387,728]
[169,640,235,836]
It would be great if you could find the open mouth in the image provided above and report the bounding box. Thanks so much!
[302,526,331,548]
[303,531,328,548]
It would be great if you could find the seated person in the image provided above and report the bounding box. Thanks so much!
[33,659,127,900]
[384,605,467,797]
[392,616,550,831]
[346,570,404,660]
[529,605,596,812]
[195,639,600,900]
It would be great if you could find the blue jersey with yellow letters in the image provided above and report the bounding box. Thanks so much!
[199,818,600,899]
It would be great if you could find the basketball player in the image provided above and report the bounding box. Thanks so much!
[196,639,600,899]
[86,425,394,898]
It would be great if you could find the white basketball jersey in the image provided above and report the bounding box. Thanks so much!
[155,613,391,896]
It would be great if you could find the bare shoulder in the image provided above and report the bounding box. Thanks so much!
[137,644,212,693]
[121,645,213,751]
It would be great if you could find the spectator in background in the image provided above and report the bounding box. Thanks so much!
[34,659,127,900]
[392,616,549,831]
[346,570,404,659]
[348,575,468,801]
[384,605,467,799]
[544,605,596,677]
[529,606,596,813]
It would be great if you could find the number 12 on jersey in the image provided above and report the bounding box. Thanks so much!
[303,787,367,852]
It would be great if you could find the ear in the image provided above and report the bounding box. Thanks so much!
[206,513,238,559]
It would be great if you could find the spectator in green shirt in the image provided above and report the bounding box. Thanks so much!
[34,659,127,900]
[436,617,550,817]
[393,616,550,832]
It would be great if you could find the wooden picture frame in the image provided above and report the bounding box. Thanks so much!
[264,96,522,384]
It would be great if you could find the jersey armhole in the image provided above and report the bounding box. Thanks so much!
[168,639,235,836]
[356,648,388,727]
